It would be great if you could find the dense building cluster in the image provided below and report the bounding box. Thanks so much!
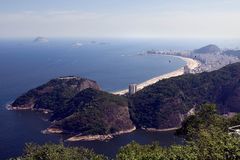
[142,45,240,74]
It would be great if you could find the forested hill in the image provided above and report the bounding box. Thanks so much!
[52,88,134,135]
[11,77,134,136]
[130,62,240,129]
[193,44,221,54]
[11,76,100,111]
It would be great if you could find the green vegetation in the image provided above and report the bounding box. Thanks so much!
[11,104,240,160]
[11,143,107,160]
[117,128,240,160]
[117,104,240,160]
[193,44,221,54]
[13,77,100,111]
[53,89,134,135]
[176,104,228,139]
[176,104,240,139]
[229,114,240,126]
[130,62,240,129]
[12,77,134,136]
[10,62,240,159]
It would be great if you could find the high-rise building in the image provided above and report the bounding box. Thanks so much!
[129,84,137,95]
[184,66,191,74]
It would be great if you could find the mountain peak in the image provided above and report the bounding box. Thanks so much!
[193,44,221,54]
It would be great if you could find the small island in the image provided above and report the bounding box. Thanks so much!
[72,42,83,48]
[33,37,49,43]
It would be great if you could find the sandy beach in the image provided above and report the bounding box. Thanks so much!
[113,56,201,95]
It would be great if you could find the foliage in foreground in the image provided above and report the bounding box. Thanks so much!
[117,128,240,160]
[117,104,240,160]
[10,143,107,160]
[176,104,240,140]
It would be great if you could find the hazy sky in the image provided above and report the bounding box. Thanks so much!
[1,0,240,38]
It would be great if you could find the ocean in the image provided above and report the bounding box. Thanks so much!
[0,38,223,159]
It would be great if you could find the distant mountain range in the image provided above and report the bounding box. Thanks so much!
[193,44,240,58]
[193,44,221,54]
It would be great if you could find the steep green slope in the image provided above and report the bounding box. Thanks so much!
[11,76,100,111]
[176,104,240,139]
[11,76,134,136]
[52,89,134,135]
[130,62,240,129]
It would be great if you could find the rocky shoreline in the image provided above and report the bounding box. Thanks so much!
[42,127,64,134]
[43,125,181,142]
[43,126,137,141]
[66,126,136,141]
[6,103,33,110]
[6,104,52,114]
[142,127,180,132]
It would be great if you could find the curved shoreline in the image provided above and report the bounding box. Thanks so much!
[67,126,136,142]
[42,126,137,142]
[142,127,180,132]
[112,55,201,95]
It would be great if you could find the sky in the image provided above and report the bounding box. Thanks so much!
[1,0,240,38]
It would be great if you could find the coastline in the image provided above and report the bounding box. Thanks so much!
[6,55,201,141]
[42,127,64,134]
[66,126,136,142]
[6,104,52,114]
[112,55,201,95]
[142,127,180,132]
[42,126,137,142]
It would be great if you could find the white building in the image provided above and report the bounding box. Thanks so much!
[184,66,191,74]
[129,84,137,95]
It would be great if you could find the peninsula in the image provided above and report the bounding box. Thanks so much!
[9,76,135,141]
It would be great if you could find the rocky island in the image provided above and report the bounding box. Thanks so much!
[9,76,135,141]
[33,37,49,43]
[10,76,100,111]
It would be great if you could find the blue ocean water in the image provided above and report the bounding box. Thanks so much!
[0,38,213,159]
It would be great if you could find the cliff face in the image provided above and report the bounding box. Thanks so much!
[11,76,100,111]
[130,62,240,129]
[52,89,134,135]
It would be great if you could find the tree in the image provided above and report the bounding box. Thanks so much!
[11,143,107,160]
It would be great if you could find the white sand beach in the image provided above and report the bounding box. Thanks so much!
[113,56,201,95]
